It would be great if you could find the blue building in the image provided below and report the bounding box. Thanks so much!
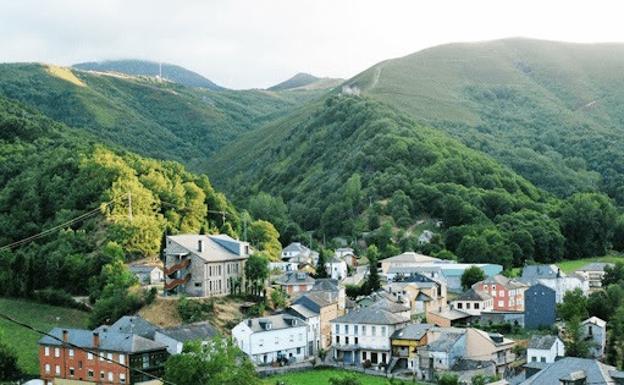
[524,283,556,329]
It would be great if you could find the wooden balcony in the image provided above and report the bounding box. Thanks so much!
[164,258,191,276]
[165,273,191,291]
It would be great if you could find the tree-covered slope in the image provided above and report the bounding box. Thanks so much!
[0,95,243,297]
[73,59,223,89]
[347,38,624,203]
[0,63,324,171]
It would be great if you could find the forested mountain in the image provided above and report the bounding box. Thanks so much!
[268,72,343,91]
[0,63,323,171]
[209,95,623,268]
[73,59,223,89]
[346,38,624,204]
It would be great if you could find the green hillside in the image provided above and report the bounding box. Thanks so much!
[268,72,343,91]
[73,59,224,89]
[0,63,323,171]
[209,95,624,267]
[348,38,624,203]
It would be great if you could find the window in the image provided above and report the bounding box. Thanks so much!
[345,337,349,345]
[194,282,202,287]
[55,365,61,375]
[44,346,50,357]
[531,356,537,362]
[344,324,349,334]
[588,326,593,336]
[336,336,340,344]
[108,372,114,382]
[371,326,376,336]
[335,324,340,334]
[355,337,359,344]
[99,352,105,361]
[54,347,60,358]
[45,364,51,374]
[492,285,496,292]
[107,353,113,361]
[69,348,74,357]
[475,303,480,309]
[540,357,546,362]
[457,302,463,309]
[296,347,301,354]
[100,371,105,380]
[119,354,125,365]
[120,373,126,384]
[362,325,366,335]
[466,303,471,309]
[498,300,504,307]
[88,352,94,360]
[69,367,75,377]
[381,326,386,337]
[354,325,358,335]
[362,352,367,361]
[499,290,504,297]
[299,333,303,341]
[88,369,94,378]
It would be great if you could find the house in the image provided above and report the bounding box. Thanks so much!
[281,242,318,265]
[519,265,589,303]
[524,283,557,329]
[416,328,466,381]
[450,288,493,316]
[275,271,315,295]
[519,357,624,385]
[473,275,528,312]
[268,261,299,273]
[385,272,448,315]
[336,248,358,267]
[575,263,614,291]
[527,335,565,364]
[128,265,163,285]
[426,308,473,328]
[325,256,348,281]
[390,323,434,372]
[154,321,218,354]
[94,316,158,340]
[232,314,309,365]
[418,230,434,245]
[464,329,516,377]
[164,234,249,297]
[581,316,607,359]
[366,295,412,322]
[331,307,408,367]
[38,328,168,385]
[287,303,321,355]
[291,285,346,350]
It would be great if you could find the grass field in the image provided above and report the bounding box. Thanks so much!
[556,255,622,273]
[0,298,90,376]
[261,368,420,385]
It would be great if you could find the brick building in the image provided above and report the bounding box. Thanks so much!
[38,328,168,385]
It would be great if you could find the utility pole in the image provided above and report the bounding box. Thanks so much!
[128,192,133,221]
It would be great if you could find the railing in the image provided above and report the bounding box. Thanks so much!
[164,258,191,276]
[165,273,191,291]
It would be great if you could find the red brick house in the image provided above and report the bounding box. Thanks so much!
[472,275,528,312]
[38,328,168,385]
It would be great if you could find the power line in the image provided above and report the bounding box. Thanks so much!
[0,194,127,252]
[0,312,176,385]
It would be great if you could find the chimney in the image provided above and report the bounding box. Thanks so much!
[198,239,203,252]
[62,329,69,343]
[92,332,100,348]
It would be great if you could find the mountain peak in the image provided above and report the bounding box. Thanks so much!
[268,72,342,91]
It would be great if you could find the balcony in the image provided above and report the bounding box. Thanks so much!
[165,273,191,291]
[164,258,191,276]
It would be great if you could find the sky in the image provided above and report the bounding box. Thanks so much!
[1,0,624,89]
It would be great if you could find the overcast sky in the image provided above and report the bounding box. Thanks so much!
[1,0,623,89]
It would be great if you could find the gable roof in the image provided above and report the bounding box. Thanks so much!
[157,321,218,342]
[128,265,162,274]
[578,262,614,272]
[383,252,440,264]
[167,234,247,262]
[421,331,465,352]
[455,288,491,301]
[288,304,319,319]
[243,314,307,333]
[369,297,411,314]
[38,328,166,353]
[282,242,309,253]
[582,316,606,328]
[312,278,340,292]
[391,323,434,341]
[528,335,560,350]
[95,316,159,339]
[275,271,315,286]
[331,307,406,325]
[519,357,616,385]
[521,265,561,280]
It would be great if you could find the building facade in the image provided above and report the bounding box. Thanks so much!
[473,275,527,312]
[450,288,493,316]
[527,335,565,364]
[524,283,557,329]
[39,328,168,385]
[164,234,249,297]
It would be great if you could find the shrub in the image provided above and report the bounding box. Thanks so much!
[177,297,214,323]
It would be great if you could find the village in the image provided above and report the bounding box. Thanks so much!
[35,233,624,385]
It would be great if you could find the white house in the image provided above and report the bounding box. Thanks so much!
[450,288,493,316]
[582,316,607,359]
[129,265,164,285]
[287,304,321,356]
[232,314,309,365]
[281,242,318,265]
[331,307,408,367]
[269,261,299,273]
[326,256,348,281]
[527,335,565,364]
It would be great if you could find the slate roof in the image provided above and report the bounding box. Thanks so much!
[391,323,433,341]
[331,307,406,325]
[312,278,341,292]
[38,327,166,353]
[275,271,315,286]
[582,316,606,328]
[429,308,471,321]
[519,357,616,385]
[157,321,218,342]
[288,304,319,319]
[383,252,441,264]
[95,316,159,339]
[455,288,491,301]
[369,298,411,314]
[129,265,162,274]
[282,242,309,253]
[421,331,464,352]
[478,274,527,289]
[521,265,561,280]
[167,234,247,262]
[244,314,307,333]
[528,335,559,350]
